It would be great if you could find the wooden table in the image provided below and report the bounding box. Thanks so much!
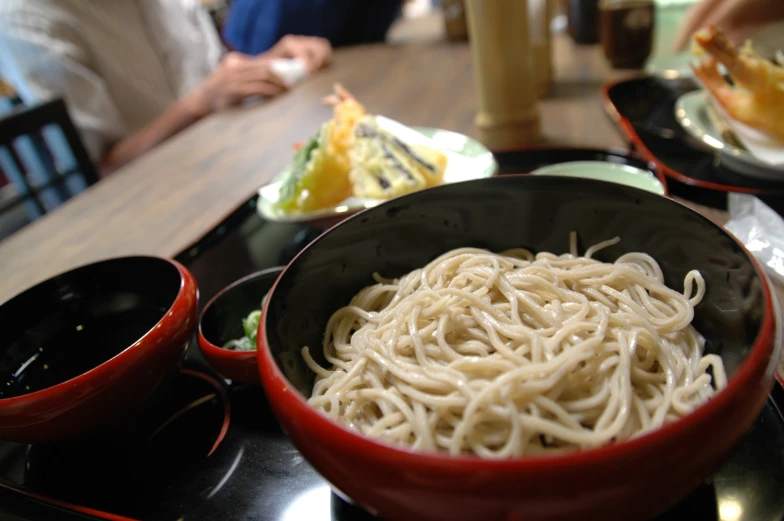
[0,35,743,304]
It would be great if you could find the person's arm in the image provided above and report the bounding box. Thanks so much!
[101,52,289,173]
[673,0,717,51]
[674,0,784,51]
[99,92,204,173]
[0,9,290,174]
[2,16,197,175]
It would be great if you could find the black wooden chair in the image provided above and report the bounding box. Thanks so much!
[0,98,98,240]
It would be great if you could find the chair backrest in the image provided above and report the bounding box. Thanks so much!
[0,98,98,239]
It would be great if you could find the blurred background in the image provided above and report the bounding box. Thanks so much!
[0,0,765,242]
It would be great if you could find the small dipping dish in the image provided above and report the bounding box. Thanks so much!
[198,267,284,385]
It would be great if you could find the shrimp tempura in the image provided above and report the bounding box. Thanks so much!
[691,26,784,143]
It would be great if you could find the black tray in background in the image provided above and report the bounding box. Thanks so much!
[603,76,784,213]
[1,148,783,521]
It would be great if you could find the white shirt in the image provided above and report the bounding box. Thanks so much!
[0,0,224,161]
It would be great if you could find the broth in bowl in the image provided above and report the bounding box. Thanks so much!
[0,256,196,443]
[1,294,169,399]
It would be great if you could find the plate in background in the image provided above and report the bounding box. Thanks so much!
[674,90,784,182]
[531,160,666,195]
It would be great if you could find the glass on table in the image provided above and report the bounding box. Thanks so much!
[599,0,655,69]
[464,0,542,149]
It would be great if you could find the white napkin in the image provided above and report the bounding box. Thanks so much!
[269,58,308,87]
[240,58,309,107]
[725,193,784,284]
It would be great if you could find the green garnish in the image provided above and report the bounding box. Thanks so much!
[277,129,322,210]
[223,294,268,352]
[241,311,261,344]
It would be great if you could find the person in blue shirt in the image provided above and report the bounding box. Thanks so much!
[223,0,404,55]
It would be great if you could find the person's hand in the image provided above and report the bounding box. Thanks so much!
[189,52,288,116]
[673,0,784,51]
[262,35,333,73]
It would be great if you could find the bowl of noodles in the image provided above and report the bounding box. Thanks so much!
[258,175,779,521]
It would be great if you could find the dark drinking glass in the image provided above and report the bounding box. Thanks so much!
[599,0,655,69]
[568,0,601,44]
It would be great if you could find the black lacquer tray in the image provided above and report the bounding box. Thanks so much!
[1,148,782,521]
[603,76,784,214]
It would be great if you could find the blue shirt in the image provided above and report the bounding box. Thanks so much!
[223,0,402,55]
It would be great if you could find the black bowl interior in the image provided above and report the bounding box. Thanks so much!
[201,269,282,348]
[0,257,181,399]
[266,176,766,396]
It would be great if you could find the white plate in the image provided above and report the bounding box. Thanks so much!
[257,117,498,224]
[674,90,784,182]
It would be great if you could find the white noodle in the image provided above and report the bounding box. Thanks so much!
[302,237,727,458]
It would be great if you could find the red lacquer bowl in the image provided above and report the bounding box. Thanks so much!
[259,176,781,521]
[198,267,283,385]
[0,256,198,443]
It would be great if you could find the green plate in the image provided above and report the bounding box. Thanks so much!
[531,160,666,195]
[257,119,497,224]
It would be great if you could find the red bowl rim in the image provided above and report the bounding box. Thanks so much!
[198,266,285,361]
[0,255,196,406]
[259,175,779,472]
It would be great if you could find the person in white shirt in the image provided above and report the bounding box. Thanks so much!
[0,0,332,173]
